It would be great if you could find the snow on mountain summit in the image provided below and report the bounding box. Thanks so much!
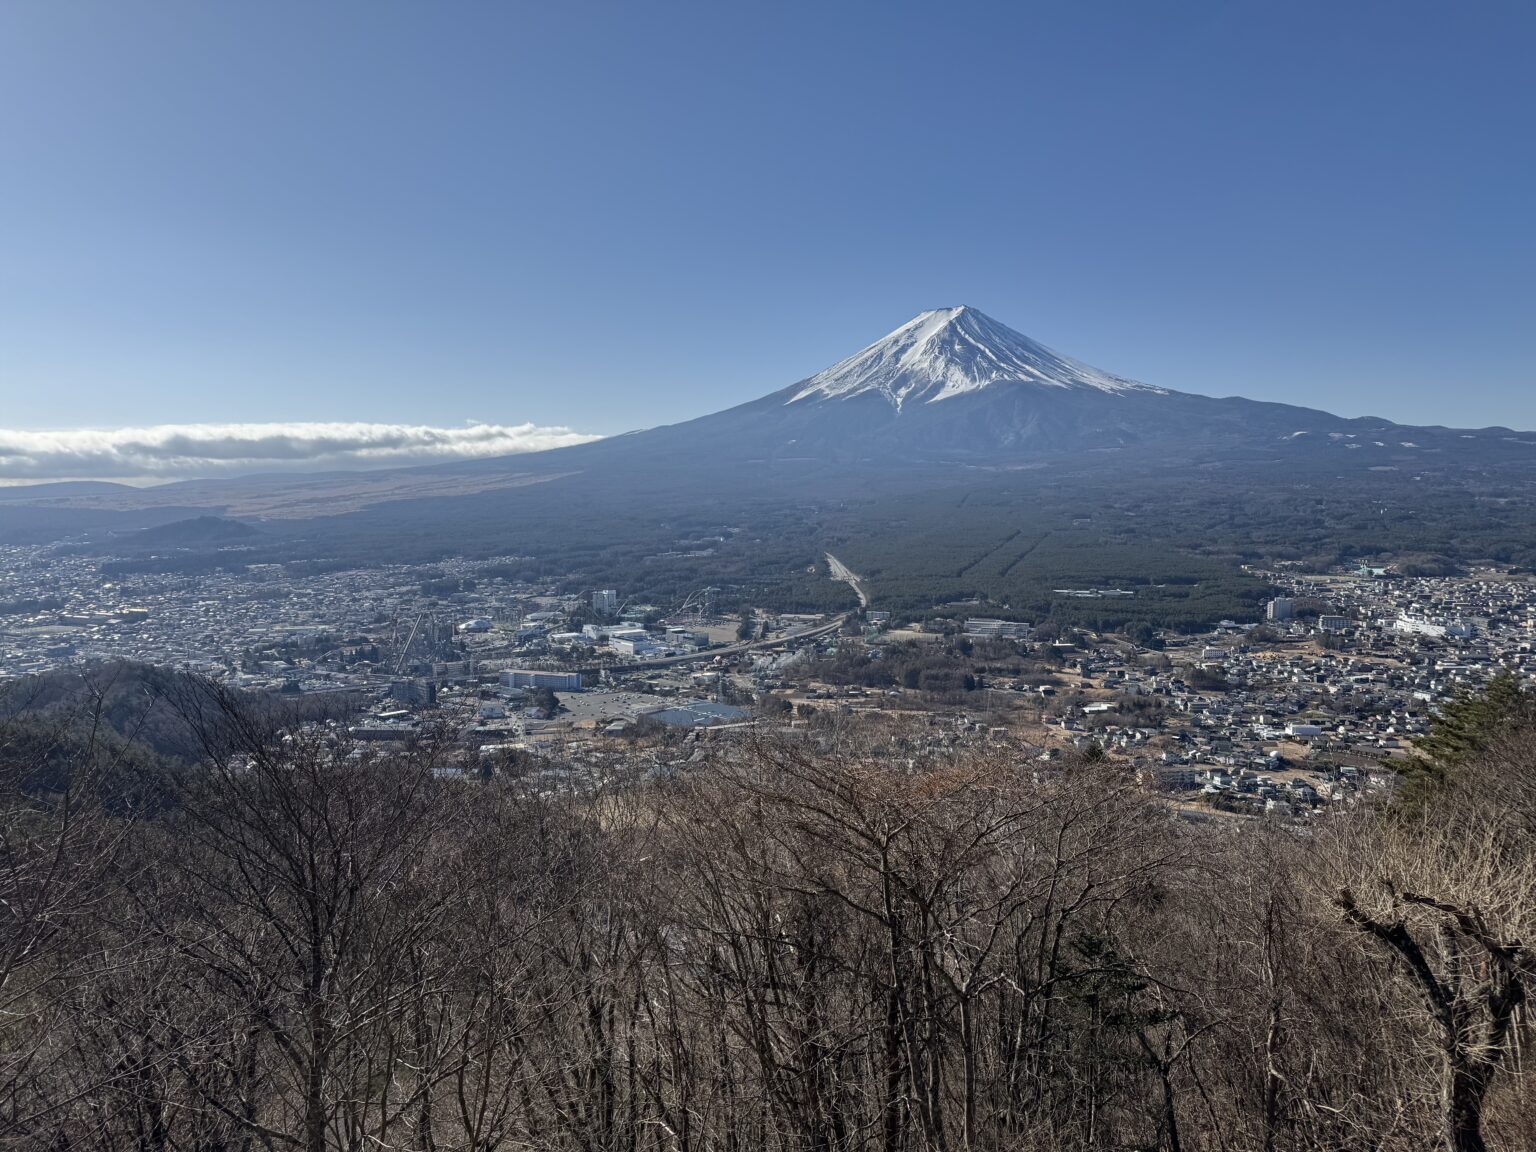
[788,306,1167,410]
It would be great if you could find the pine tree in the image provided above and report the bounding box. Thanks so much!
[1418,669,1530,767]
[1398,669,1531,808]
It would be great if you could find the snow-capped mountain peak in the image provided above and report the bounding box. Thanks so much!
[788,306,1167,410]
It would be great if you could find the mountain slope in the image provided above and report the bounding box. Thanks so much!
[2,307,1533,539]
[788,305,1166,407]
[550,306,1466,466]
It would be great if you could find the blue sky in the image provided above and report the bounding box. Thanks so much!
[1,0,1532,466]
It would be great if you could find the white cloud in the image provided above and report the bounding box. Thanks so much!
[0,421,604,481]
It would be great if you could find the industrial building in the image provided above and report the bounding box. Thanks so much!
[964,618,1032,639]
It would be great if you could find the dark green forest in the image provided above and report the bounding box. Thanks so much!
[29,449,1536,630]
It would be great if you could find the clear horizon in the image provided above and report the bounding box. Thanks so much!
[2,1,1533,479]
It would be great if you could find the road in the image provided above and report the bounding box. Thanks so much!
[825,552,869,608]
[588,614,849,674]
[581,554,870,676]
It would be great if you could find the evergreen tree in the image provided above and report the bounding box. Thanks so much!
[1398,669,1531,808]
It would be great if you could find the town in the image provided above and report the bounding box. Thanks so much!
[3,536,1533,817]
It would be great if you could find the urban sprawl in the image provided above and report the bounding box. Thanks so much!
[3,541,1534,817]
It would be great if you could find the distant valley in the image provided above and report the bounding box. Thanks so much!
[6,307,1536,630]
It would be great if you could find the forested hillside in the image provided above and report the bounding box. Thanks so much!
[12,411,1536,632]
[4,672,1536,1150]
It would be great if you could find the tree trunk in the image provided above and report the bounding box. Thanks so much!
[1444,1062,1489,1152]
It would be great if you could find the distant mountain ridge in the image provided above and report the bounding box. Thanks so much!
[126,515,261,545]
[2,307,1533,536]
[617,307,1427,464]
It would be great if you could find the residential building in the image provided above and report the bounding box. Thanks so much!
[500,669,584,691]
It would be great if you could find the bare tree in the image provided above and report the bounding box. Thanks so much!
[1323,734,1536,1152]
[0,669,154,1145]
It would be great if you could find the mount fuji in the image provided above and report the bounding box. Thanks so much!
[553,304,1426,469]
[787,306,1166,408]
[3,306,1531,540]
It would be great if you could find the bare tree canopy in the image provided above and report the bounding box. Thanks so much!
[3,672,1536,1151]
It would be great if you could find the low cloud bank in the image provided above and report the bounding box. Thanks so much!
[0,421,604,481]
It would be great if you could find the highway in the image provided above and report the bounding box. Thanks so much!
[588,554,869,674]
[603,614,847,673]
[825,552,869,608]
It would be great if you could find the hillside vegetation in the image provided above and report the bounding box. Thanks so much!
[4,674,1536,1150]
